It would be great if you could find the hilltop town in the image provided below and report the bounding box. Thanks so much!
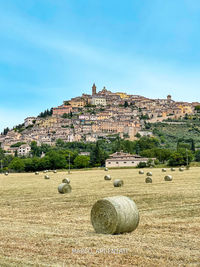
[0,84,199,156]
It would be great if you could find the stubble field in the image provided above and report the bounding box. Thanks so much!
[0,167,200,267]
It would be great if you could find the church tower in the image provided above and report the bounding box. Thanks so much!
[92,83,96,95]
[167,94,172,102]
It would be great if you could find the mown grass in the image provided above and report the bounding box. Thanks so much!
[0,168,200,266]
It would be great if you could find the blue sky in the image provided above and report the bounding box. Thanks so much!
[1,0,200,132]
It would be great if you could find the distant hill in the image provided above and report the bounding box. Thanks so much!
[150,116,200,149]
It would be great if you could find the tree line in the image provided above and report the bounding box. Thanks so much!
[1,135,200,172]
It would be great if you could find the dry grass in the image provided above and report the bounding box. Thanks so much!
[0,168,200,267]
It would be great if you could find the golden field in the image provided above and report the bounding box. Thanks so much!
[0,167,200,267]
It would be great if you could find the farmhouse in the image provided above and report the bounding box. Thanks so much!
[105,151,150,167]
[17,144,31,157]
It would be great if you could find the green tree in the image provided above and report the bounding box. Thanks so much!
[168,152,184,166]
[168,149,193,166]
[140,148,172,163]
[191,139,195,152]
[136,136,160,152]
[39,156,51,170]
[30,141,40,157]
[8,158,25,172]
[46,151,67,169]
[2,127,9,135]
[56,139,65,148]
[24,157,41,172]
[135,133,141,138]
[0,148,4,160]
[74,155,90,168]
[124,101,129,108]
[194,105,200,112]
[90,141,105,166]
[137,162,147,168]
[195,150,200,162]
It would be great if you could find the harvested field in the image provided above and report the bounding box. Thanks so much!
[0,168,200,266]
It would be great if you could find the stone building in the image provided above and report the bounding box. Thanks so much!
[17,144,31,157]
[91,96,107,106]
[105,151,150,167]
[92,83,97,95]
[52,105,72,116]
[69,97,85,107]
[24,117,36,127]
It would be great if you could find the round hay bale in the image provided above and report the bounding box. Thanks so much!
[91,195,139,234]
[145,177,152,183]
[62,178,70,184]
[162,168,167,172]
[44,175,50,179]
[43,170,47,173]
[105,168,108,171]
[139,170,144,174]
[58,183,72,194]
[5,172,8,176]
[186,166,190,170]
[146,172,152,176]
[35,171,39,175]
[104,175,111,180]
[179,167,184,172]
[53,170,57,173]
[113,179,124,187]
[164,175,173,181]
[171,168,175,171]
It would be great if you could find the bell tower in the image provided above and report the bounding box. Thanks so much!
[92,83,96,95]
[167,94,172,102]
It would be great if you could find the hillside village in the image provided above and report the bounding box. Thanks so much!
[0,84,199,156]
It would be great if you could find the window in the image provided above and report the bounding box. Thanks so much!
[124,162,127,163]
[108,162,111,164]
[132,162,134,163]
[116,162,118,164]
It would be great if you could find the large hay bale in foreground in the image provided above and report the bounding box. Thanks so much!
[58,183,72,194]
[139,170,144,174]
[145,177,152,183]
[146,172,152,176]
[91,195,139,234]
[44,175,50,179]
[179,167,184,172]
[104,175,111,180]
[162,168,167,172]
[171,168,175,171]
[164,175,173,181]
[62,178,70,184]
[113,179,124,187]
